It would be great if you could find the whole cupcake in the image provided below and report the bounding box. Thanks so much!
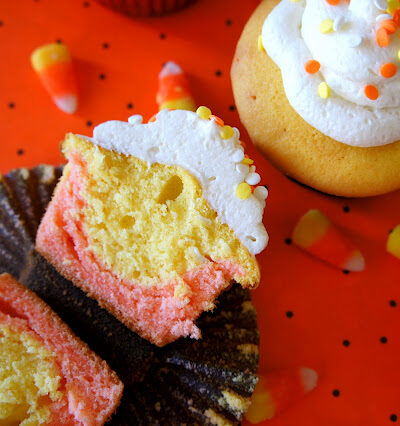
[232,0,400,197]
[94,0,197,17]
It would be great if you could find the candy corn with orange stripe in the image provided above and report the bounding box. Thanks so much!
[387,225,400,260]
[245,368,318,423]
[292,209,365,272]
[31,43,78,114]
[156,61,196,111]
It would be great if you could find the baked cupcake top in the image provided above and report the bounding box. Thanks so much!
[263,0,400,147]
[88,108,269,255]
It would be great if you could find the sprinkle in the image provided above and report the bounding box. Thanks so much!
[319,19,334,34]
[210,115,224,127]
[236,163,250,176]
[374,0,389,10]
[376,27,390,47]
[253,186,269,201]
[318,82,330,99]
[398,49,400,60]
[387,224,400,259]
[393,8,400,25]
[258,35,265,52]
[326,0,340,4]
[236,182,252,199]
[380,19,397,34]
[232,150,245,163]
[333,16,345,31]
[344,34,363,47]
[196,106,211,120]
[246,173,261,185]
[220,125,234,140]
[364,84,379,100]
[304,60,320,74]
[376,13,392,21]
[380,62,397,78]
[242,157,254,165]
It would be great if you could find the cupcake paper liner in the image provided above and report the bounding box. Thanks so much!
[94,0,198,18]
[0,165,260,424]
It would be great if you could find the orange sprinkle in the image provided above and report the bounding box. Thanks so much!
[380,62,397,78]
[364,85,379,101]
[380,19,398,35]
[325,0,340,4]
[148,114,157,123]
[209,115,224,127]
[393,9,400,26]
[376,27,390,48]
[304,60,320,74]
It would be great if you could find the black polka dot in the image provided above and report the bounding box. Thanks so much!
[215,70,222,77]
[0,21,3,27]
[229,105,236,112]
[127,103,134,109]
[225,19,232,26]
[17,149,24,156]
[286,311,294,318]
[389,229,393,234]
[86,120,93,127]
[342,339,350,347]
[390,414,398,422]
[332,389,340,397]
[389,300,397,307]
[102,42,109,49]
[8,102,15,109]
[284,238,292,245]
[342,269,350,275]
[380,336,388,344]
[83,1,90,7]
[99,73,106,80]
[343,206,350,213]
[55,39,62,44]
[160,33,166,40]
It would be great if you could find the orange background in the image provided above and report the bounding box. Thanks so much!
[0,0,399,424]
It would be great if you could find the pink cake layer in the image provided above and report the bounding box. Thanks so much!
[36,152,245,346]
[0,273,123,426]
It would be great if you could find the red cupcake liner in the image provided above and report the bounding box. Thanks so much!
[94,0,198,17]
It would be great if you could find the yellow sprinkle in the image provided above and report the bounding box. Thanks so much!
[318,82,330,99]
[236,182,252,199]
[242,157,254,165]
[220,125,234,140]
[387,0,398,14]
[319,19,333,34]
[397,49,400,61]
[196,106,212,120]
[290,0,300,2]
[257,35,265,52]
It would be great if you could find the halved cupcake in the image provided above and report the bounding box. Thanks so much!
[36,108,268,346]
[0,273,123,425]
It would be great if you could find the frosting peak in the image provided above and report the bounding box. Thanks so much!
[263,0,400,147]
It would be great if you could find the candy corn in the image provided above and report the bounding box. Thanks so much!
[156,61,196,111]
[292,209,365,272]
[245,368,318,423]
[31,43,78,114]
[387,225,400,260]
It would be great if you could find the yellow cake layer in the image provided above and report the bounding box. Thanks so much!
[0,325,63,426]
[63,134,260,287]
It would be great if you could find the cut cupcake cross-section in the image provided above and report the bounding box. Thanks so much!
[36,108,268,346]
[0,273,123,425]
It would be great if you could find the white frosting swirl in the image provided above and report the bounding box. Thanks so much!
[86,109,269,255]
[263,0,400,147]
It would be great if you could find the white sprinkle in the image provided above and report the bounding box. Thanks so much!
[245,172,261,185]
[233,127,241,139]
[253,186,268,201]
[128,115,143,125]
[232,149,245,163]
[236,163,249,176]
[249,165,256,173]
[376,13,392,21]
[333,16,345,31]
[344,34,363,48]
[374,0,388,11]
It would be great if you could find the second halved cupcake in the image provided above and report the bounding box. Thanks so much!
[36,108,268,346]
